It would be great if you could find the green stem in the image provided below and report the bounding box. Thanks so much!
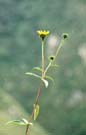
[25,81,43,135]
[44,62,52,75]
[55,38,64,58]
[42,41,45,78]
[43,38,65,76]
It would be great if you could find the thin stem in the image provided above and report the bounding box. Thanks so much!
[55,38,64,58]
[25,40,45,135]
[43,38,65,77]
[35,81,43,104]
[44,62,52,75]
[42,41,45,78]
[25,81,43,135]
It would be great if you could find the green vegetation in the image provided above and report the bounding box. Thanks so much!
[0,0,86,135]
[0,91,49,135]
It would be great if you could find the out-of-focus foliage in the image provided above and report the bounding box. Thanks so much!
[0,0,86,135]
[0,91,49,135]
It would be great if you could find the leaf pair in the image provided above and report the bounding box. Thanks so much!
[25,72,54,88]
[25,72,49,88]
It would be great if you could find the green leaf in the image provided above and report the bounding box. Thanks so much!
[33,67,42,72]
[22,119,29,125]
[51,64,59,68]
[34,104,39,121]
[45,75,54,83]
[22,118,33,126]
[7,119,33,126]
[25,72,41,79]
[42,79,49,88]
[25,72,49,87]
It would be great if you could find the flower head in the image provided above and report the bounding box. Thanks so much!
[62,33,69,39]
[48,55,55,61]
[37,30,50,40]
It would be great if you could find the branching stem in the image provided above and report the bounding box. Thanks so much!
[25,36,66,135]
[25,40,45,135]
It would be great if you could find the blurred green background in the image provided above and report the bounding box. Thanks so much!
[0,0,86,135]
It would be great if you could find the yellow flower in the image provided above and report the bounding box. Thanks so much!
[37,30,50,40]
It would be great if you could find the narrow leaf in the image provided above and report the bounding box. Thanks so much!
[34,104,39,120]
[22,118,28,124]
[25,72,41,79]
[51,64,59,68]
[7,119,32,126]
[45,75,54,83]
[33,67,42,72]
[22,118,33,126]
[7,120,26,126]
[42,79,49,88]
[22,119,33,126]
